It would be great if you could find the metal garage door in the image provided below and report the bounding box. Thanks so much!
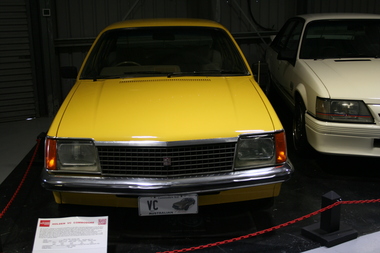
[0,0,37,122]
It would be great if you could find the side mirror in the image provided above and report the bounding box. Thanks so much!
[60,66,78,79]
[277,50,296,66]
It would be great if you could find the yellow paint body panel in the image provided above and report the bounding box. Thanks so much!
[48,77,281,141]
[53,183,281,208]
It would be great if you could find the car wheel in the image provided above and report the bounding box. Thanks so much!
[292,98,312,154]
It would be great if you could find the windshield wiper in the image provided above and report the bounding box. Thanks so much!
[219,70,248,75]
[91,70,248,80]
[314,53,380,60]
[124,71,170,76]
[124,70,168,75]
[167,71,211,77]
[89,71,170,80]
[167,70,247,78]
[91,75,122,81]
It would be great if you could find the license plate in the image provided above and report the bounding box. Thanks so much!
[138,194,198,216]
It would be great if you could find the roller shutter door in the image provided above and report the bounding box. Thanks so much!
[0,0,37,122]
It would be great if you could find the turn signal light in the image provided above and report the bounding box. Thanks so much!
[275,131,287,163]
[45,138,57,170]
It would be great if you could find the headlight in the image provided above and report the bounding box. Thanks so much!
[234,131,287,169]
[316,97,373,123]
[45,138,100,173]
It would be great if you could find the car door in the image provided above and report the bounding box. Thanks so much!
[268,18,304,103]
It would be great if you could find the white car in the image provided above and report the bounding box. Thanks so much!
[266,13,380,156]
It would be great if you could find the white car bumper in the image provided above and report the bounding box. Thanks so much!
[305,114,380,156]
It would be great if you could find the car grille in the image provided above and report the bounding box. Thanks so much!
[98,143,236,178]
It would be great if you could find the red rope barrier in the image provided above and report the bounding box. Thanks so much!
[157,198,380,253]
[0,138,41,219]
[1,137,380,253]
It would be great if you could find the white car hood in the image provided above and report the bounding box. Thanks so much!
[304,58,380,103]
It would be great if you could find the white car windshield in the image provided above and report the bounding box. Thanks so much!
[81,27,249,79]
[300,19,380,59]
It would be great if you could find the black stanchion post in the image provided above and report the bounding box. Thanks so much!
[301,191,358,247]
[320,191,341,232]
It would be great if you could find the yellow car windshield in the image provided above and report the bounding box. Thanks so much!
[81,27,249,79]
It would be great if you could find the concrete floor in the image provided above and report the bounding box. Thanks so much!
[1,105,380,252]
[0,117,52,184]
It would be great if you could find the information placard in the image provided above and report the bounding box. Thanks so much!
[32,216,108,253]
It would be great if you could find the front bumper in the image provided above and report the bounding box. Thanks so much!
[42,162,293,196]
[306,113,380,156]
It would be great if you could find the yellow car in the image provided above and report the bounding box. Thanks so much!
[42,19,293,215]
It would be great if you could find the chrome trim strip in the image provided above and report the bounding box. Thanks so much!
[41,161,293,195]
[47,131,284,147]
[94,137,239,147]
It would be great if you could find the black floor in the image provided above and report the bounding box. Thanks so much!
[1,91,380,253]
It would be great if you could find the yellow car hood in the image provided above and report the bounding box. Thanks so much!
[52,77,276,142]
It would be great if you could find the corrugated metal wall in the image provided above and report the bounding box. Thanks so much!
[51,0,380,66]
[0,0,38,122]
[54,0,297,70]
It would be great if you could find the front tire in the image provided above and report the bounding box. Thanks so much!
[293,98,312,154]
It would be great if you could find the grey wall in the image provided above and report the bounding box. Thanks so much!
[52,0,298,70]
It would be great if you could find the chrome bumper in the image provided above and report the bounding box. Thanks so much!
[42,161,293,196]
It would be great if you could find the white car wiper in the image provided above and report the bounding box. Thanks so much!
[314,53,380,60]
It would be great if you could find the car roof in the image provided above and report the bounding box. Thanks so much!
[296,12,380,22]
[102,18,226,32]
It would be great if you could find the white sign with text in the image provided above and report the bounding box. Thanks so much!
[32,216,108,253]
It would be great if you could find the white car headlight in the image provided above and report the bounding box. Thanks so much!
[235,132,287,169]
[316,97,373,123]
[45,138,100,172]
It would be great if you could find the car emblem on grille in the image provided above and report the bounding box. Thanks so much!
[163,157,171,166]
